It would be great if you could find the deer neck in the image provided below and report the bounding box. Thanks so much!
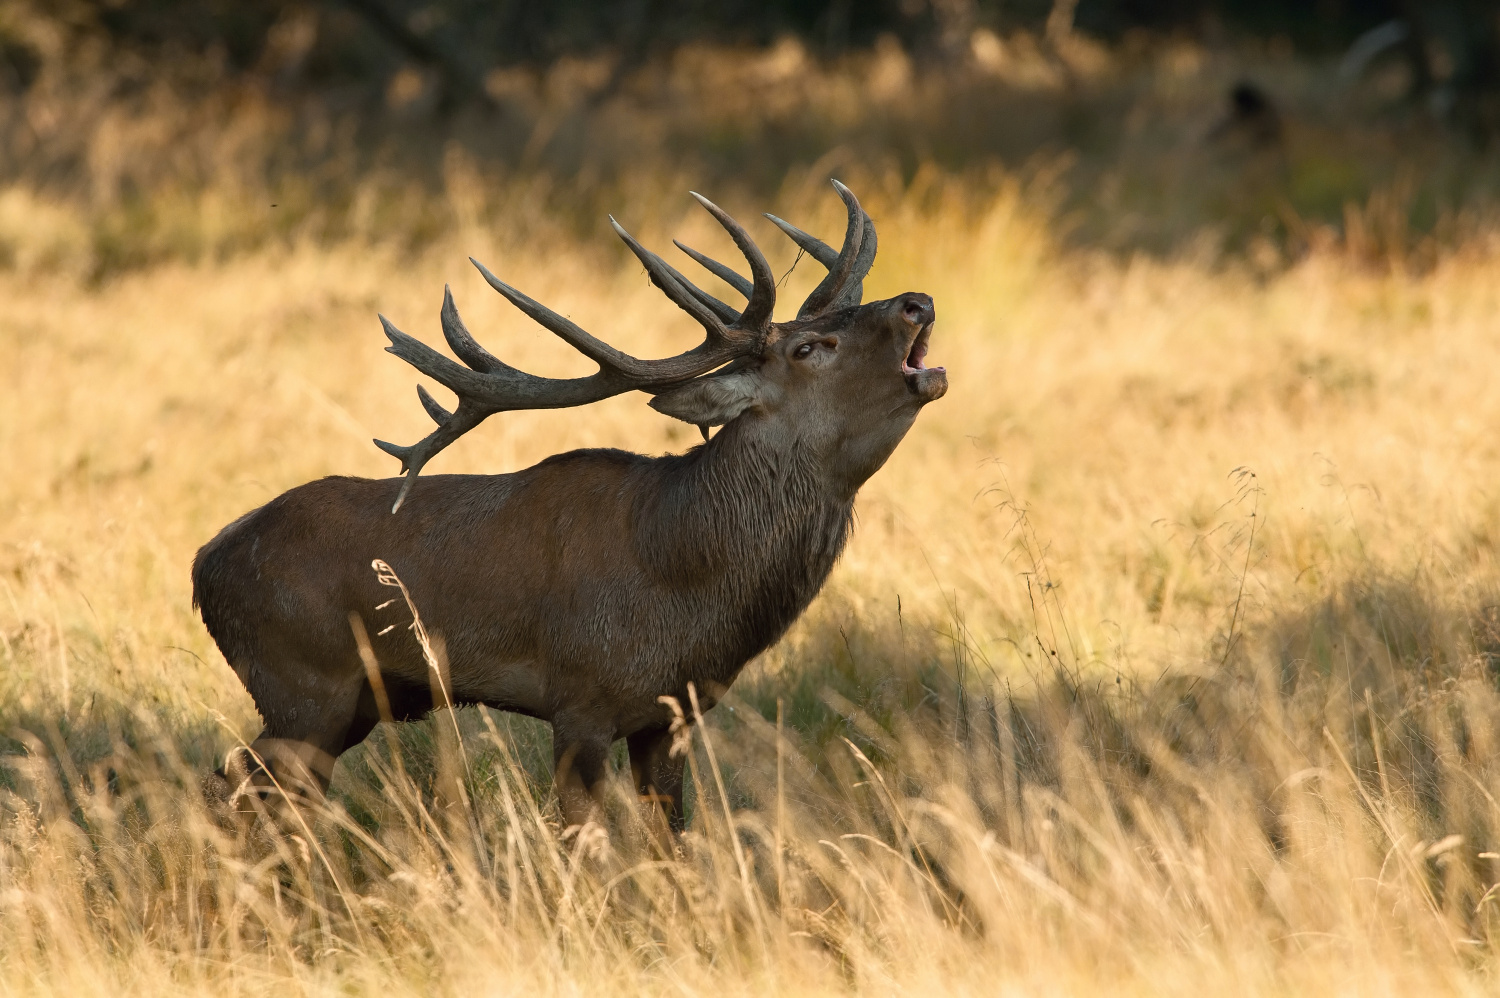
[641,418,855,608]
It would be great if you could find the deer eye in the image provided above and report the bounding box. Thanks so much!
[793,342,815,360]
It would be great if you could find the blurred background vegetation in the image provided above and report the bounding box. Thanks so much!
[3,0,1499,277]
[8,6,1500,991]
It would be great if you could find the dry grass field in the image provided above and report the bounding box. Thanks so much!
[7,21,1500,996]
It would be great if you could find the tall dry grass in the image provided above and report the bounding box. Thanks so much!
[5,121,1500,993]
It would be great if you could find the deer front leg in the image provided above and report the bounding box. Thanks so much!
[628,725,687,835]
[550,712,615,833]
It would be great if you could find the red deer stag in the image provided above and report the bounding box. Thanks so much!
[194,182,947,831]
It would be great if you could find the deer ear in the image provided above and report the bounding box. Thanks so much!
[649,370,762,428]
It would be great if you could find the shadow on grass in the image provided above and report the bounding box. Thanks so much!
[4,563,1500,987]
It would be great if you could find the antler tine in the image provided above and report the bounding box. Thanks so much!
[609,217,741,332]
[375,403,491,512]
[676,274,741,326]
[832,210,878,311]
[440,285,510,374]
[786,180,864,319]
[762,216,838,266]
[416,384,452,425]
[470,258,669,381]
[765,179,879,317]
[641,248,741,326]
[672,239,754,300]
[688,192,777,331]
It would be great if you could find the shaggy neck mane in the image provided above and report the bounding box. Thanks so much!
[638,417,856,675]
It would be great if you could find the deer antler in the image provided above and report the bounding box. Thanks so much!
[675,179,877,321]
[374,193,776,512]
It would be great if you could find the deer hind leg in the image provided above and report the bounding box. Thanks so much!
[205,734,343,835]
[550,712,616,835]
[234,735,342,799]
[209,661,366,814]
[628,725,687,836]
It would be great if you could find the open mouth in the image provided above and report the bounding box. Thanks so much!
[902,323,945,375]
[903,325,930,372]
[902,323,948,401]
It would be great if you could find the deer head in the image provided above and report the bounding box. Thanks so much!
[375,181,946,510]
